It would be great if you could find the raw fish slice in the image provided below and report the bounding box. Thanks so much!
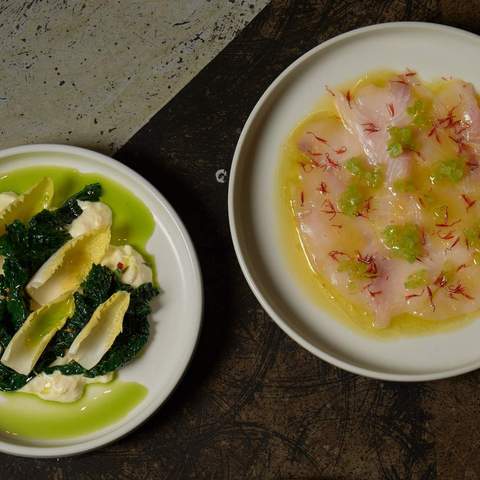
[290,72,480,328]
[368,190,424,231]
[432,79,480,144]
[334,80,414,184]
[361,237,479,326]
[292,166,366,275]
[1,296,74,375]
[362,256,420,328]
[297,115,364,168]
[65,291,130,370]
[0,177,53,235]
[27,227,111,305]
[419,79,480,188]
[292,117,366,271]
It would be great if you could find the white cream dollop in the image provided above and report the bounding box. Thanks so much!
[68,200,112,238]
[101,245,153,287]
[20,370,113,403]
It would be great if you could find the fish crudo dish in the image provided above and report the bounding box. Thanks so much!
[0,174,158,404]
[281,69,480,330]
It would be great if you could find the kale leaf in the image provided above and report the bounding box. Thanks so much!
[86,282,157,377]
[0,257,30,334]
[0,181,157,391]
[69,183,102,203]
[43,266,158,377]
[0,183,102,275]
[0,183,103,391]
[52,182,101,225]
[35,264,115,370]
[0,364,29,391]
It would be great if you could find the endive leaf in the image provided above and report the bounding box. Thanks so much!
[26,227,111,305]
[66,290,130,370]
[1,296,74,375]
[0,177,54,235]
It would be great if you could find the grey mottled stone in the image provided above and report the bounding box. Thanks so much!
[0,0,268,153]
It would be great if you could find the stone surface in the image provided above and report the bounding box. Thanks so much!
[0,0,268,153]
[3,0,480,479]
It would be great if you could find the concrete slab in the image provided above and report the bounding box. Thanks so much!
[0,0,269,154]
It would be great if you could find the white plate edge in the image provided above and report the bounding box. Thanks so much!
[228,21,480,382]
[0,143,204,457]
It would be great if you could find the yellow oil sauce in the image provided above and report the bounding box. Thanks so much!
[278,70,477,338]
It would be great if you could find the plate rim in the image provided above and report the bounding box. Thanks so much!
[0,143,203,457]
[228,21,480,382]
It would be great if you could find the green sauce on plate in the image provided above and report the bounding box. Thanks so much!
[0,165,154,440]
[0,165,156,277]
[0,380,147,439]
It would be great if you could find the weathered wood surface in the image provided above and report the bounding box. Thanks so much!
[3,1,480,478]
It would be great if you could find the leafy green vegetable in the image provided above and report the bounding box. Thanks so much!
[0,182,157,391]
[1,257,30,330]
[345,157,382,188]
[338,184,365,216]
[87,283,157,377]
[432,158,466,183]
[54,182,101,224]
[69,183,102,203]
[404,269,429,289]
[382,223,422,263]
[0,183,102,275]
[35,265,115,370]
[0,183,103,391]
[387,126,415,158]
[42,266,158,377]
[0,364,29,391]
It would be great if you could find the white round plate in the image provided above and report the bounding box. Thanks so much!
[229,22,480,382]
[0,144,202,457]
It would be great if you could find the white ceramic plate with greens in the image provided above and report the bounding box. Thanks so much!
[0,144,202,457]
[229,22,480,381]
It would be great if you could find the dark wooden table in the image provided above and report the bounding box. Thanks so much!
[3,1,480,478]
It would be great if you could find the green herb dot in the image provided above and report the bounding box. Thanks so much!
[338,258,369,280]
[432,157,465,183]
[339,184,365,217]
[345,157,383,189]
[404,269,429,289]
[388,142,403,158]
[382,223,422,263]
[407,99,430,127]
[387,126,415,158]
[393,178,415,193]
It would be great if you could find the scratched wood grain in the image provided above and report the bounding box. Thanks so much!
[3,0,480,478]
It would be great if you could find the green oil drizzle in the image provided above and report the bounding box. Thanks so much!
[0,165,155,440]
[0,380,147,440]
[26,297,73,345]
[0,165,157,280]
